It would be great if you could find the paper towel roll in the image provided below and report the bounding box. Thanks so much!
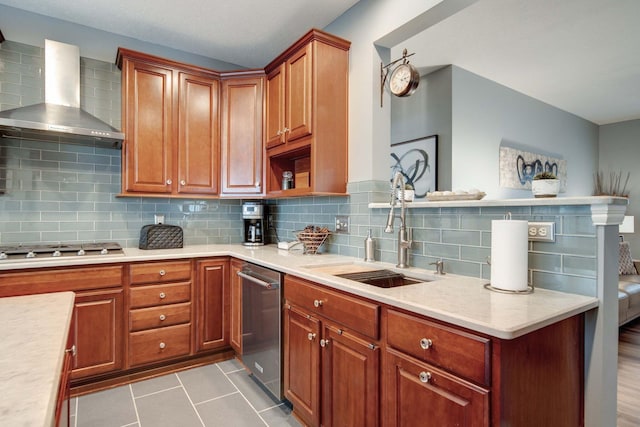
[490,220,529,291]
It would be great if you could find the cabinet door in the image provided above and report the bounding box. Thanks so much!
[196,259,230,352]
[55,314,75,427]
[383,348,489,427]
[285,43,313,143]
[284,304,321,427]
[221,76,264,195]
[265,65,285,149]
[71,289,124,379]
[177,72,220,195]
[122,59,173,193]
[230,259,243,354]
[322,325,379,427]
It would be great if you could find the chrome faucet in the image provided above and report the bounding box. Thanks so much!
[384,171,412,268]
[430,259,446,275]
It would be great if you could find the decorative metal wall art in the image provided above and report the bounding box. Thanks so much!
[390,135,437,199]
[499,145,567,191]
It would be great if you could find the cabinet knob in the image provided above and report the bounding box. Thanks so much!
[166,179,172,185]
[159,342,166,349]
[307,333,316,341]
[159,292,166,299]
[65,344,77,357]
[159,314,166,321]
[180,180,186,186]
[283,127,290,133]
[276,130,282,136]
[313,299,323,308]
[159,269,166,276]
[320,339,330,348]
[420,338,433,350]
[419,371,432,383]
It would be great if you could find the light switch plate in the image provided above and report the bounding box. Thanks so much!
[335,215,349,234]
[528,222,555,242]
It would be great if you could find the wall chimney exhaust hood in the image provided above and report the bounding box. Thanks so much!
[0,39,124,148]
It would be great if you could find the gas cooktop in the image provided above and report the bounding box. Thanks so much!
[0,242,124,261]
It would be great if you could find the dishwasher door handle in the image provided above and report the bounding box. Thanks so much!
[237,270,278,289]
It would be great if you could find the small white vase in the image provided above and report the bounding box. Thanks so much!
[531,179,560,198]
[396,189,415,202]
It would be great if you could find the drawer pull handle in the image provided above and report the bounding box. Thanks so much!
[159,342,166,349]
[159,292,166,299]
[159,314,166,321]
[313,299,323,308]
[420,338,433,350]
[308,333,316,341]
[320,339,330,348]
[65,345,77,357]
[419,371,432,383]
[159,269,166,276]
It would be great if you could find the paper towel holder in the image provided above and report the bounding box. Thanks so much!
[484,258,535,294]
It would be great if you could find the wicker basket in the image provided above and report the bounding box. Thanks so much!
[295,230,331,254]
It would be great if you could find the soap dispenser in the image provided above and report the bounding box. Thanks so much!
[364,229,375,262]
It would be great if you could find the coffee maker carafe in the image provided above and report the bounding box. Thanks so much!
[242,201,268,246]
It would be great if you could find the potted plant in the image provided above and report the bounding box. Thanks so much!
[531,171,560,198]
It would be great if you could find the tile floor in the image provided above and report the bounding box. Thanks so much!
[70,358,301,427]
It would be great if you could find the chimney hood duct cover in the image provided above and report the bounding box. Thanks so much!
[0,39,124,147]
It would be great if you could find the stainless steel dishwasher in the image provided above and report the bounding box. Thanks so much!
[237,262,283,400]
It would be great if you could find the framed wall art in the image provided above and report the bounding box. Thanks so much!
[390,135,437,199]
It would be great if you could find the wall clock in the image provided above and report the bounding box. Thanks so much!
[389,62,420,97]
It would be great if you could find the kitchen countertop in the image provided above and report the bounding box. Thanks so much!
[0,292,75,427]
[0,244,598,339]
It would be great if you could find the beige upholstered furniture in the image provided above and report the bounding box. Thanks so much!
[618,242,640,326]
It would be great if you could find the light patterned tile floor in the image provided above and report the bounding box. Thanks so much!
[71,358,301,427]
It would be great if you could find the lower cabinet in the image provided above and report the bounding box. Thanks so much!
[284,275,381,427]
[383,348,489,426]
[71,289,124,379]
[196,258,230,352]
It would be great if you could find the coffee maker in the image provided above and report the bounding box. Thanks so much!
[242,201,268,246]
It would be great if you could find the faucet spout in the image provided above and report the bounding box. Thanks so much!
[385,171,412,268]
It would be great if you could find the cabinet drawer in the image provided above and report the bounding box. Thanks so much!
[285,275,380,339]
[130,282,191,308]
[130,261,192,284]
[129,323,191,366]
[386,309,491,386]
[0,265,122,296]
[130,302,192,332]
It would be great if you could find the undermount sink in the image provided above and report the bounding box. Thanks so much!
[302,262,436,288]
[335,269,425,288]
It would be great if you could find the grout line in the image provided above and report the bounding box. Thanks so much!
[128,384,142,427]
[193,390,241,406]
[217,363,269,426]
[175,372,206,427]
[121,423,139,427]
[133,384,183,400]
[257,402,288,414]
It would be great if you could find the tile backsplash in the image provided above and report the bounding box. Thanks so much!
[1,40,597,297]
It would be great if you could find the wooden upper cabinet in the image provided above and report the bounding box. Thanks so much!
[178,72,220,195]
[117,48,221,197]
[220,73,265,195]
[265,65,285,149]
[121,59,173,194]
[264,29,350,196]
[285,43,313,144]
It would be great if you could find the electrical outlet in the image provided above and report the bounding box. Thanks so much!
[528,222,555,242]
[335,215,349,234]
[268,215,275,229]
[154,214,165,225]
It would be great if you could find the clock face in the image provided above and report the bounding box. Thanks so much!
[389,63,419,97]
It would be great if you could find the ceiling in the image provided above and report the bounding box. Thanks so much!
[396,0,640,125]
[0,0,359,68]
[0,0,637,125]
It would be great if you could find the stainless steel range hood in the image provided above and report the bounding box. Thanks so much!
[0,40,124,148]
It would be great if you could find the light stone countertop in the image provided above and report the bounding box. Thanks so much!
[0,244,598,339]
[0,292,75,427]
